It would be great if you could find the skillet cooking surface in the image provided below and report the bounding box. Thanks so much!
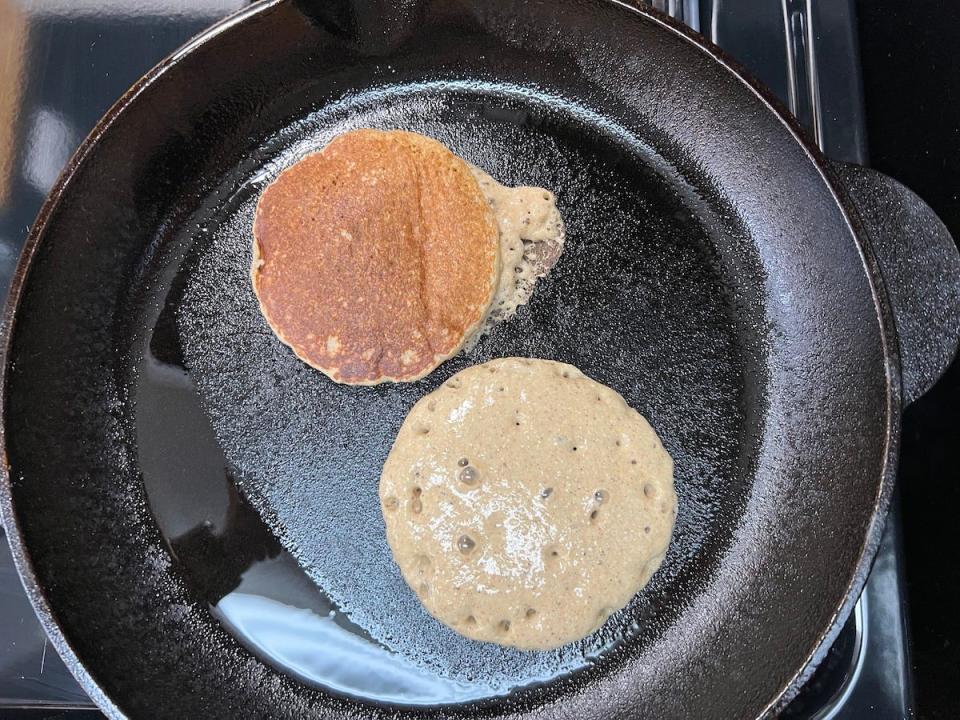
[143,82,754,700]
[1,1,893,718]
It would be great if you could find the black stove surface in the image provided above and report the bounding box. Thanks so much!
[855,2,960,717]
[0,1,916,717]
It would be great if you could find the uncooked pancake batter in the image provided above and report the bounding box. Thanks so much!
[469,168,565,341]
[379,358,676,650]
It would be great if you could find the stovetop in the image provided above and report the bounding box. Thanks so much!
[0,1,913,717]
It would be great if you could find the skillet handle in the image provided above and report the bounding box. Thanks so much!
[830,161,960,405]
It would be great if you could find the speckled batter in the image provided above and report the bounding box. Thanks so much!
[469,168,566,343]
[379,358,676,651]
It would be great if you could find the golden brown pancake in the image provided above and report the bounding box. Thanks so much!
[252,129,500,384]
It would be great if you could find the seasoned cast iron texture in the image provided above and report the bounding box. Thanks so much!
[830,161,960,404]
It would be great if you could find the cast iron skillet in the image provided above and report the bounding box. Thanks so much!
[2,1,959,718]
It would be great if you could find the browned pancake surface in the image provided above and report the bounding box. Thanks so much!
[252,129,500,384]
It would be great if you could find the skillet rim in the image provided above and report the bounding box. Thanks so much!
[0,1,900,718]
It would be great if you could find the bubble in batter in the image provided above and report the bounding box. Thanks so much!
[466,168,566,346]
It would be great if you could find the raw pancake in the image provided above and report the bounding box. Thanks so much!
[469,167,565,342]
[251,129,500,384]
[379,358,677,651]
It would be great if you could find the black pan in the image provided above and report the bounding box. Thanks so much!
[2,1,959,718]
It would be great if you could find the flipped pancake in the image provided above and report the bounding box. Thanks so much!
[252,129,500,384]
[379,358,677,650]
